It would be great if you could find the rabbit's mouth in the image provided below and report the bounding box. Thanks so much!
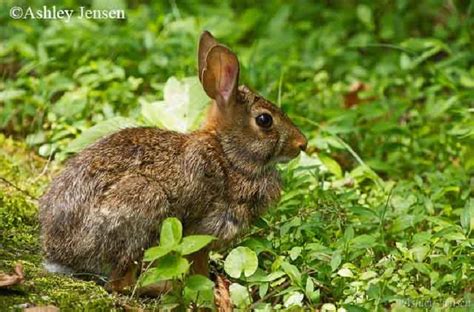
[272,147,304,163]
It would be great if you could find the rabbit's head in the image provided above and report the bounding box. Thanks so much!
[198,31,307,169]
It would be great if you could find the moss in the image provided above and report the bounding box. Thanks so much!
[0,260,117,311]
[0,134,159,311]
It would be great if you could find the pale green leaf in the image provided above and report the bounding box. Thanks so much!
[140,254,190,286]
[281,261,302,286]
[337,268,354,278]
[283,291,304,308]
[360,271,377,280]
[141,76,209,132]
[289,246,302,261]
[330,250,342,271]
[351,234,377,249]
[160,217,183,247]
[184,274,215,305]
[143,245,173,262]
[460,198,473,234]
[319,154,343,178]
[229,283,251,308]
[321,303,337,311]
[411,246,430,263]
[177,235,215,255]
[224,246,258,279]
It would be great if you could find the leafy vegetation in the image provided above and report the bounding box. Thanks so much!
[1,0,473,310]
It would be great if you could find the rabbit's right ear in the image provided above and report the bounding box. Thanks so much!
[201,44,240,107]
[198,31,218,82]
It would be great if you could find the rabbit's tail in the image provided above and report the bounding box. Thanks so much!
[43,260,74,275]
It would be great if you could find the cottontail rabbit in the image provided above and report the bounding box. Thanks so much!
[39,31,307,292]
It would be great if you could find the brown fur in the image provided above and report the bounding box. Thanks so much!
[39,31,306,290]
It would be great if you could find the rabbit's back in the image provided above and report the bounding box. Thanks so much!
[40,127,187,221]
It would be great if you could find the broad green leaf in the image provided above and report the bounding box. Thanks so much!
[350,165,380,185]
[281,261,302,286]
[443,232,466,241]
[330,250,342,271]
[305,277,320,303]
[337,268,354,278]
[360,271,377,280]
[229,283,251,308]
[52,87,88,118]
[259,282,269,299]
[460,198,473,234]
[224,246,258,279]
[351,234,377,249]
[143,245,173,262]
[319,154,343,178]
[140,254,190,286]
[185,274,214,290]
[177,235,215,255]
[0,89,26,101]
[266,271,286,281]
[38,143,55,157]
[356,4,373,30]
[412,232,432,245]
[246,269,286,283]
[160,217,183,247]
[66,116,140,153]
[344,226,355,241]
[411,262,431,275]
[241,238,273,256]
[289,246,302,260]
[411,246,430,263]
[141,76,210,132]
[400,53,412,70]
[283,291,304,308]
[184,275,215,306]
[321,303,337,312]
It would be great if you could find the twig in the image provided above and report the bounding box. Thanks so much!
[347,43,415,55]
[129,261,153,299]
[31,147,54,183]
[248,280,291,310]
[0,176,38,201]
[292,115,385,188]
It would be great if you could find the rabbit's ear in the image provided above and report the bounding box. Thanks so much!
[202,45,240,106]
[198,31,218,82]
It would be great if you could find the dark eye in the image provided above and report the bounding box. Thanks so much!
[256,113,273,128]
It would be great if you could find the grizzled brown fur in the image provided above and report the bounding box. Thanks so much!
[39,31,307,290]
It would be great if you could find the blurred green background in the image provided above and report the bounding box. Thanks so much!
[0,0,473,310]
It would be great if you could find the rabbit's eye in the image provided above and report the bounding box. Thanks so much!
[256,113,273,128]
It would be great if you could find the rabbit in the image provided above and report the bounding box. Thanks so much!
[39,31,307,292]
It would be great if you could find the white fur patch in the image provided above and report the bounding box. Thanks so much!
[43,260,74,275]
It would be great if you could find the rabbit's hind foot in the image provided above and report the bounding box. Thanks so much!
[105,263,172,297]
[105,264,138,294]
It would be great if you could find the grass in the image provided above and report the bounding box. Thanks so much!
[1,0,473,310]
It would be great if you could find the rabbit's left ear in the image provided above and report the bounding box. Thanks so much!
[198,31,218,82]
[201,45,240,106]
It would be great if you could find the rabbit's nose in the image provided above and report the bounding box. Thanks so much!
[299,141,307,151]
[294,135,308,152]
